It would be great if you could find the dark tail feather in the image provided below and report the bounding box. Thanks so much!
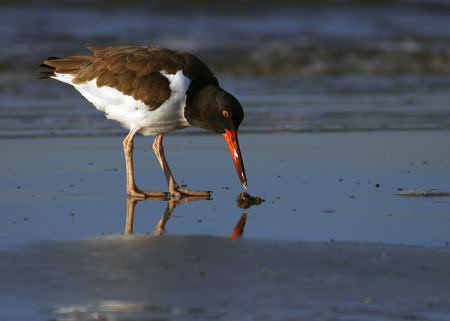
[39,57,59,79]
[39,55,93,79]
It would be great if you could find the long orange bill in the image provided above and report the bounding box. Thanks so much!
[224,129,247,189]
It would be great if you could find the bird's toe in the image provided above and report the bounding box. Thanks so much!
[171,188,212,200]
[127,188,169,200]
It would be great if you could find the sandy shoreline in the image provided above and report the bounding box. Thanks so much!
[1,236,450,320]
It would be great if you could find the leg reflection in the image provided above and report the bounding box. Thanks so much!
[124,197,138,235]
[124,195,210,236]
[153,198,177,236]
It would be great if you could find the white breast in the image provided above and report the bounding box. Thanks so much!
[53,70,191,135]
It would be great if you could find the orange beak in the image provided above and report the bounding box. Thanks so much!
[224,129,247,188]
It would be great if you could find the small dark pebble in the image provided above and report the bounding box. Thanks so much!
[375,184,380,188]
[387,213,393,217]
[276,196,281,200]
[338,178,343,182]
[70,213,75,217]
[23,217,29,222]
[350,195,355,199]
[16,185,21,189]
[69,184,74,188]
[237,192,265,209]
[197,219,203,223]
[88,162,94,166]
[397,188,404,191]
[276,175,282,178]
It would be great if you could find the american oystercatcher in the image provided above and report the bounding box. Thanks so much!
[40,46,247,199]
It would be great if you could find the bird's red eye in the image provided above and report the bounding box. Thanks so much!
[222,110,230,118]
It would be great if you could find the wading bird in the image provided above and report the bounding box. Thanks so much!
[40,46,247,199]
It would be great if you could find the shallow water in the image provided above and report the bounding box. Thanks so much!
[2,131,450,321]
[1,132,450,248]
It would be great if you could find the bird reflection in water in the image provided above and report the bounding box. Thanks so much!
[125,195,208,236]
[124,192,264,237]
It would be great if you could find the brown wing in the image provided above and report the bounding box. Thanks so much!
[42,46,219,110]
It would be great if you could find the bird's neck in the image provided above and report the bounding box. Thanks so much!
[184,85,222,132]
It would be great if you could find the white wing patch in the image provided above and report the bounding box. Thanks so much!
[52,70,190,135]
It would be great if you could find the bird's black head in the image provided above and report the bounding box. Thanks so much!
[185,85,244,134]
[185,85,247,188]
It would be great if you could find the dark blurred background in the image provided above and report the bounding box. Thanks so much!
[2,0,450,137]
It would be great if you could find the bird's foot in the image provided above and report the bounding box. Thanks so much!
[170,187,212,200]
[127,188,168,200]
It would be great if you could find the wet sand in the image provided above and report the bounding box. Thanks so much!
[2,237,450,321]
[1,131,450,320]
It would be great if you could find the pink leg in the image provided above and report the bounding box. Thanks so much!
[123,130,168,199]
[152,134,211,199]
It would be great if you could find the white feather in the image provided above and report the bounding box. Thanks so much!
[53,70,190,135]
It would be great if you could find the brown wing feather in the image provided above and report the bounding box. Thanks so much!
[42,46,219,110]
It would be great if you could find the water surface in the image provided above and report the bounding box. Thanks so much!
[2,1,450,137]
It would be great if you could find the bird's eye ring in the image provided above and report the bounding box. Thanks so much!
[222,110,230,118]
